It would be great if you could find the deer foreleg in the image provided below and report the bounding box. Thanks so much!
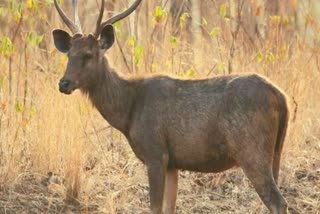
[147,154,168,214]
[163,168,178,214]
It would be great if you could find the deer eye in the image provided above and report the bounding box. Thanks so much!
[81,52,93,66]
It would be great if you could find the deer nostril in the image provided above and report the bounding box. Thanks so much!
[59,79,71,91]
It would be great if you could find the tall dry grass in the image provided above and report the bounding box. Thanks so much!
[0,1,319,213]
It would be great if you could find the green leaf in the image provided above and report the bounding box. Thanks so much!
[113,21,121,29]
[210,27,219,37]
[35,35,44,45]
[179,12,189,28]
[127,36,136,47]
[271,15,281,24]
[256,52,263,63]
[267,52,275,63]
[134,44,143,65]
[201,17,208,26]
[29,106,36,117]
[220,4,227,18]
[45,0,53,7]
[113,22,122,38]
[170,36,178,47]
[184,69,197,78]
[151,63,157,72]
[9,0,14,11]
[0,37,15,58]
[154,6,166,23]
[282,15,289,25]
[79,104,87,116]
[27,32,33,44]
[0,8,4,18]
[17,3,22,13]
[14,11,21,21]
[218,63,224,73]
[0,75,4,88]
[27,0,38,9]
[15,100,24,113]
[27,32,44,46]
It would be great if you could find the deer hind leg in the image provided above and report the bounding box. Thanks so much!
[272,134,286,184]
[272,152,282,184]
[163,168,178,214]
[236,151,288,214]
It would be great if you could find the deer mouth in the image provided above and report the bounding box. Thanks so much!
[59,79,77,95]
[59,88,74,95]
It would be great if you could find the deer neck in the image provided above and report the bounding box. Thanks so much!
[86,57,137,134]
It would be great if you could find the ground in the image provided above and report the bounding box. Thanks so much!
[0,147,319,214]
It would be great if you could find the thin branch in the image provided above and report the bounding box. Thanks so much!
[116,37,132,73]
[228,0,245,74]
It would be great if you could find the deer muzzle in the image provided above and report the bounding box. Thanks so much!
[59,79,74,94]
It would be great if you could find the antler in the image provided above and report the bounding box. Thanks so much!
[93,0,105,37]
[54,0,82,34]
[72,0,82,33]
[93,0,142,37]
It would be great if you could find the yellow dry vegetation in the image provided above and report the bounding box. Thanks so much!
[0,1,319,213]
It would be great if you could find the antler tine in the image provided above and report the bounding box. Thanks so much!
[54,0,81,34]
[93,0,105,37]
[98,0,142,34]
[72,0,82,33]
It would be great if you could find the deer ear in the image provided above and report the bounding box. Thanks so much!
[99,25,115,50]
[52,29,72,53]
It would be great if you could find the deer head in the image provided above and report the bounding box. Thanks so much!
[52,0,142,94]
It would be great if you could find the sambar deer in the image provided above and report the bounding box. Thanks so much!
[52,0,289,213]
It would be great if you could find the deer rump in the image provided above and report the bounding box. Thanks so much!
[126,73,288,173]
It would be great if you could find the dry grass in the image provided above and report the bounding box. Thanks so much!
[0,1,320,213]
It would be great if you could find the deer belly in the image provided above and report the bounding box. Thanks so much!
[173,155,236,173]
[169,144,237,173]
